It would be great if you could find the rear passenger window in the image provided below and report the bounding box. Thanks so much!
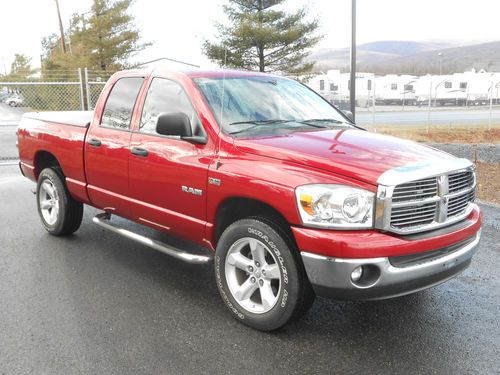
[101,77,144,130]
[139,78,197,135]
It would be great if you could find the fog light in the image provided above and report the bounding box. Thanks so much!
[351,266,363,282]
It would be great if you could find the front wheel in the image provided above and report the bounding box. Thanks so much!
[215,217,315,331]
[37,168,83,236]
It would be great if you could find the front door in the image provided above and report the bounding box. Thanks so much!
[128,77,214,242]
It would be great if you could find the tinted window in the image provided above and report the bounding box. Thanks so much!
[460,82,468,89]
[101,77,144,130]
[140,78,196,134]
[404,84,414,91]
[445,81,452,89]
[391,83,397,90]
[367,80,372,91]
[319,80,325,91]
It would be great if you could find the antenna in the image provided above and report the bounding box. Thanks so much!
[215,49,227,169]
[130,57,200,69]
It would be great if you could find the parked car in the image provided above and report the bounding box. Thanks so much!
[6,95,23,107]
[17,68,482,331]
[0,92,13,103]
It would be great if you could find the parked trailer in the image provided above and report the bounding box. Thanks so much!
[414,70,499,106]
[374,75,417,105]
[304,69,499,108]
[307,70,374,108]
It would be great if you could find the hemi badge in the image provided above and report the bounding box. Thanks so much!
[208,177,221,186]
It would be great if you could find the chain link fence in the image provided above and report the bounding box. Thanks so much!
[0,70,85,111]
[84,69,116,109]
[2,68,499,133]
[0,68,117,112]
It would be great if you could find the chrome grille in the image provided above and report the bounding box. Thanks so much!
[391,202,437,228]
[392,177,437,202]
[376,160,476,235]
[448,170,474,193]
[448,189,475,218]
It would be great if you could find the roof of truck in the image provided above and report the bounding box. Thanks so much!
[132,66,286,80]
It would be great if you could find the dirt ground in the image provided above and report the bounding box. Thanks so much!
[476,162,500,204]
[376,127,500,144]
[371,127,499,203]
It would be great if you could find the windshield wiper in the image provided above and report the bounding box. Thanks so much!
[227,119,335,135]
[298,118,345,125]
[229,119,291,126]
[228,123,281,135]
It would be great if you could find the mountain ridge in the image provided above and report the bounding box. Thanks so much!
[310,40,500,74]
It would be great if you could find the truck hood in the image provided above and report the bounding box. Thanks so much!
[233,128,455,185]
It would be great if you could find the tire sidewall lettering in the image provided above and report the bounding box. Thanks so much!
[215,255,245,320]
[247,227,288,285]
[247,227,289,309]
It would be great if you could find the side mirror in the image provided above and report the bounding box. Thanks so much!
[155,112,207,144]
[156,112,192,137]
[342,110,354,122]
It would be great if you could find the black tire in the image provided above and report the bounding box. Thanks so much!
[215,216,315,331]
[36,168,83,236]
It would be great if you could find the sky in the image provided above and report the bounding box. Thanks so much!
[0,0,499,74]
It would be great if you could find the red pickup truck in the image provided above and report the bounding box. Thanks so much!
[17,68,482,330]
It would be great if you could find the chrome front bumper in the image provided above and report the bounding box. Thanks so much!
[301,230,481,300]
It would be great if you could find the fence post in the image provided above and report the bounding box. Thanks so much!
[427,81,432,133]
[78,68,85,111]
[84,68,91,110]
[372,79,376,128]
[489,81,493,130]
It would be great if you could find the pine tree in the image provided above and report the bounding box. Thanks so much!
[203,0,321,74]
[8,54,37,80]
[42,0,150,72]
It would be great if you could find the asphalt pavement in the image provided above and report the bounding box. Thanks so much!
[356,107,500,126]
[0,165,499,374]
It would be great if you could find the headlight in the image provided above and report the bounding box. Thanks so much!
[295,184,374,229]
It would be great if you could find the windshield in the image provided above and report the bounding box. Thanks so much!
[193,76,350,136]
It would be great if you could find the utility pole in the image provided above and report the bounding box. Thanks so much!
[349,0,356,121]
[55,0,67,53]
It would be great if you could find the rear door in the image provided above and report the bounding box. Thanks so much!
[128,77,213,242]
[85,76,144,218]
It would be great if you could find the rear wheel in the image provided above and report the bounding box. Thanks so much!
[36,168,83,236]
[215,217,315,331]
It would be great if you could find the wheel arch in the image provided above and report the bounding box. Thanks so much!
[213,197,296,247]
[33,151,63,179]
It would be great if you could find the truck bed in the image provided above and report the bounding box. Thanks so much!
[17,111,92,204]
[22,111,93,128]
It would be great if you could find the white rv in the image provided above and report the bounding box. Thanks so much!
[375,75,417,105]
[306,70,374,108]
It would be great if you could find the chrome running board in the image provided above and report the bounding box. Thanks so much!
[92,212,212,264]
